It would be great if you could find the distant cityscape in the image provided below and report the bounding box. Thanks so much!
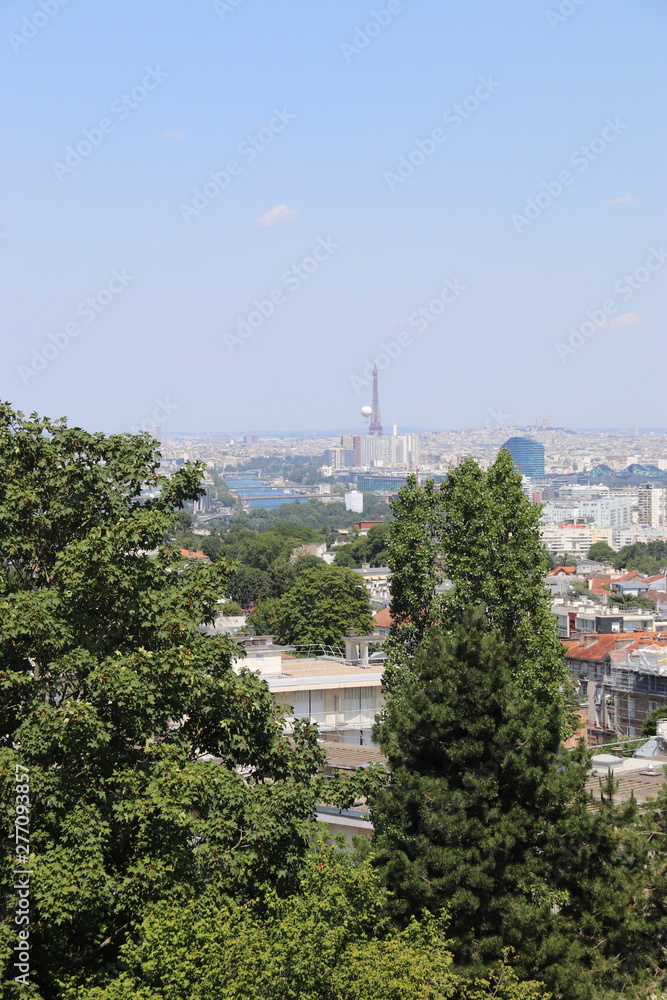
[154,370,667,558]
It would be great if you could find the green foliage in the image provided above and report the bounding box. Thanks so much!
[218,599,244,616]
[386,453,566,699]
[641,705,667,737]
[201,533,224,561]
[276,565,373,648]
[246,597,282,635]
[439,452,566,699]
[0,405,324,997]
[228,563,270,607]
[373,614,584,933]
[334,524,390,569]
[587,541,616,564]
[608,593,656,610]
[228,496,390,534]
[218,525,327,605]
[613,541,667,574]
[64,843,549,1000]
[385,477,443,661]
[371,612,644,998]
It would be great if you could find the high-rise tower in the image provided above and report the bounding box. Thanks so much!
[369,367,383,436]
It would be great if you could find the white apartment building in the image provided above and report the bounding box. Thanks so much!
[541,498,634,528]
[612,526,667,549]
[540,505,580,524]
[579,498,634,527]
[234,634,385,746]
[359,433,419,468]
[638,486,666,529]
[553,601,656,638]
[540,523,613,556]
[344,490,364,513]
[354,565,391,604]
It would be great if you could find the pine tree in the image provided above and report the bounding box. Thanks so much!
[371,612,640,998]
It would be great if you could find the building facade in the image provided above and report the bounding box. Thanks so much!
[502,437,545,477]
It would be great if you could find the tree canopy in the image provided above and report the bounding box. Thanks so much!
[371,613,622,995]
[276,565,373,648]
[0,405,326,996]
[587,541,615,564]
[385,452,567,699]
[333,524,390,568]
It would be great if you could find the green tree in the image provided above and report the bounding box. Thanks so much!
[293,554,325,574]
[334,525,390,569]
[0,405,324,997]
[246,597,282,636]
[217,599,244,616]
[587,541,615,564]
[613,541,667,574]
[65,842,550,1000]
[641,705,667,737]
[370,612,635,998]
[608,592,656,611]
[438,452,566,699]
[385,476,443,661]
[386,454,566,699]
[228,564,270,607]
[276,565,373,648]
[201,533,224,562]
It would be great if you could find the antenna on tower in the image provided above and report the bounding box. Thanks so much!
[369,367,383,436]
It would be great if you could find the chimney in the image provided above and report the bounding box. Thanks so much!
[614,637,634,650]
[582,633,598,648]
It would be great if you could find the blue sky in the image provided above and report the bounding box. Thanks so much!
[1,0,665,434]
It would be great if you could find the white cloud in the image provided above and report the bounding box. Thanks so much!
[599,312,642,329]
[256,203,302,227]
[605,192,637,205]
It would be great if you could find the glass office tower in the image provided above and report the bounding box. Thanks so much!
[501,437,545,477]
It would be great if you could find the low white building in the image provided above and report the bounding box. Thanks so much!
[234,633,386,746]
[345,490,363,513]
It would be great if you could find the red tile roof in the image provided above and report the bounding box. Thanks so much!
[564,635,621,661]
[373,608,393,628]
[550,566,575,575]
[180,548,211,562]
[565,632,667,662]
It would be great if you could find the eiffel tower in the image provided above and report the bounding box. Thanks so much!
[369,367,383,436]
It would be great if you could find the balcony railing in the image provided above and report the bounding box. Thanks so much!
[282,711,377,731]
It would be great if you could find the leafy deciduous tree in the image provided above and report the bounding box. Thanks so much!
[276,565,373,649]
[0,405,324,997]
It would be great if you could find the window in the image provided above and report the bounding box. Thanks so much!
[344,687,375,723]
[291,689,325,723]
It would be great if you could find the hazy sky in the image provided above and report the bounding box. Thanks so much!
[1,0,665,435]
